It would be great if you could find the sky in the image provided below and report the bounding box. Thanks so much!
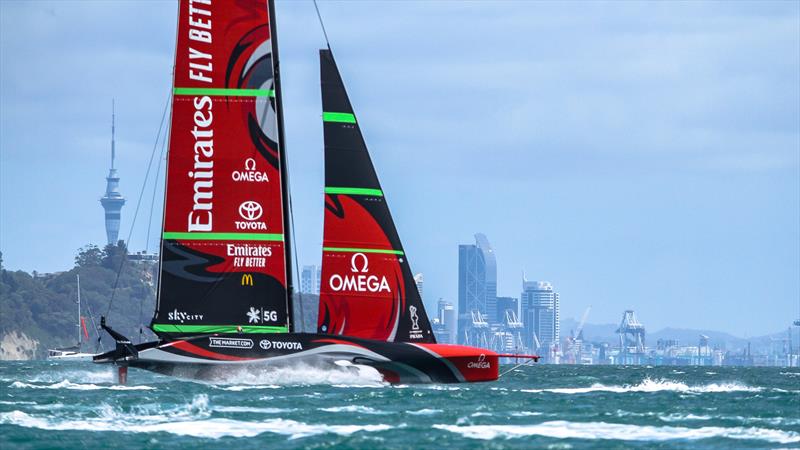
[1,1,798,337]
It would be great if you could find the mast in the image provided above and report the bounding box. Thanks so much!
[268,0,294,331]
[77,274,81,347]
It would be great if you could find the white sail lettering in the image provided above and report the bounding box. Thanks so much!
[329,274,391,293]
[188,47,211,61]
[187,95,214,232]
[187,0,212,79]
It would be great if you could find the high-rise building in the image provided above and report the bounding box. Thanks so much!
[315,266,321,294]
[414,273,424,302]
[457,233,497,344]
[521,280,560,360]
[436,299,456,344]
[301,265,319,294]
[100,101,125,246]
[475,234,497,323]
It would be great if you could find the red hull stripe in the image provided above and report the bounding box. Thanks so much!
[171,341,255,361]
[415,343,499,358]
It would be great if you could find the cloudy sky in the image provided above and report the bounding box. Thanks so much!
[1,1,798,336]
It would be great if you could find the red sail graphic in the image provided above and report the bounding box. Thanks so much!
[152,0,289,337]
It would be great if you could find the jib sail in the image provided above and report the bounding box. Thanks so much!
[151,0,292,337]
[317,49,435,343]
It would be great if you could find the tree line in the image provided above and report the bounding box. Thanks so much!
[0,243,157,358]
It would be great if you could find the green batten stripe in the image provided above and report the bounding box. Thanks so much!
[163,232,284,242]
[152,324,288,334]
[173,87,275,97]
[325,187,383,196]
[323,112,357,123]
[323,247,404,255]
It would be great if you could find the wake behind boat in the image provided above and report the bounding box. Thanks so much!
[94,0,537,384]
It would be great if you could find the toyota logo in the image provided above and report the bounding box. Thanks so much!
[259,339,272,350]
[239,201,263,221]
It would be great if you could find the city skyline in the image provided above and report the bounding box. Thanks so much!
[1,1,797,336]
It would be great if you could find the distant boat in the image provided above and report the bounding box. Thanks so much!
[48,275,94,361]
[94,0,537,383]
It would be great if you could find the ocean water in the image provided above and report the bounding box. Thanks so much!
[0,362,798,449]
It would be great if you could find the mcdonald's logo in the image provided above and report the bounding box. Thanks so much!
[241,274,254,286]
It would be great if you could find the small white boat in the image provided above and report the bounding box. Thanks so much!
[47,274,96,361]
[47,348,94,361]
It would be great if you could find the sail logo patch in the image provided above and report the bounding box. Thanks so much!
[468,354,491,369]
[409,306,423,339]
[187,96,215,232]
[167,309,204,323]
[238,201,263,221]
[246,307,278,324]
[232,158,269,183]
[259,339,303,351]
[229,244,271,268]
[329,253,391,293]
[209,337,253,349]
[236,200,267,230]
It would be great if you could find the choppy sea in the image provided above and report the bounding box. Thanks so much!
[0,361,798,449]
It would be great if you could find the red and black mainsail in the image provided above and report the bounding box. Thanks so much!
[151,0,293,338]
[317,50,435,344]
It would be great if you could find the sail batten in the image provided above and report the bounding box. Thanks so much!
[173,87,276,97]
[317,49,435,343]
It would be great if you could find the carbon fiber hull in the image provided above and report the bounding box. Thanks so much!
[94,333,499,384]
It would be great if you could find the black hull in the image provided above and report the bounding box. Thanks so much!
[94,332,501,384]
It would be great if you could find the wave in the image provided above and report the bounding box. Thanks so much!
[0,410,393,439]
[433,421,800,444]
[511,411,543,417]
[214,406,294,414]
[520,378,761,394]
[658,413,713,422]
[8,380,154,391]
[27,369,115,384]
[319,405,389,415]
[407,408,443,416]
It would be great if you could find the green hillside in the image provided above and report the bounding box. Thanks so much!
[0,244,157,359]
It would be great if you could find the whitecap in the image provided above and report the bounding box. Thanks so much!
[520,378,760,394]
[433,421,800,444]
[216,385,281,392]
[659,413,712,422]
[407,408,443,416]
[511,411,543,417]
[29,369,115,384]
[319,405,389,415]
[0,411,393,439]
[9,380,154,391]
[214,406,295,414]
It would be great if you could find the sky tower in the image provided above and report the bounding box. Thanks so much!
[100,100,125,246]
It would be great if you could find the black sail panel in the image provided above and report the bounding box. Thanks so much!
[317,49,435,344]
